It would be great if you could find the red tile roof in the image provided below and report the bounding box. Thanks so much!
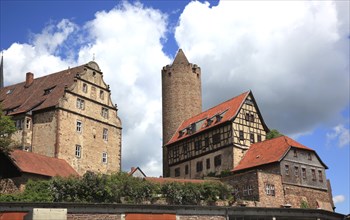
[233,136,325,172]
[10,150,78,177]
[144,177,216,184]
[0,64,86,115]
[167,91,268,145]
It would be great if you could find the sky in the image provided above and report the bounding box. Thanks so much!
[1,0,349,214]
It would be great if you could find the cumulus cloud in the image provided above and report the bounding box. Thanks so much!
[3,1,169,177]
[333,195,346,204]
[175,1,349,136]
[327,124,350,148]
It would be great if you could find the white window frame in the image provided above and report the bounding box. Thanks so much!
[265,184,275,196]
[248,185,253,195]
[82,83,88,93]
[243,186,248,196]
[103,128,108,141]
[75,145,81,158]
[102,152,108,164]
[76,120,82,133]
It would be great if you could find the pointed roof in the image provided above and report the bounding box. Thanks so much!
[166,91,269,145]
[0,64,87,115]
[9,150,79,177]
[233,136,328,172]
[172,49,189,65]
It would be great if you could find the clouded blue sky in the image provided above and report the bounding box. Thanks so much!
[1,0,349,214]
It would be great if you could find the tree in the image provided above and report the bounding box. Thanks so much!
[0,106,16,154]
[266,129,283,140]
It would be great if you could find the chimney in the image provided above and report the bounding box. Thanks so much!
[25,72,34,87]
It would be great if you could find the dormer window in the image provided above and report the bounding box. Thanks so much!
[206,118,213,126]
[6,89,13,94]
[215,115,222,123]
[179,130,185,138]
[43,86,55,95]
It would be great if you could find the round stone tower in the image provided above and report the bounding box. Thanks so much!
[162,49,202,145]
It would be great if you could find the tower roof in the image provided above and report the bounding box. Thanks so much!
[172,49,189,65]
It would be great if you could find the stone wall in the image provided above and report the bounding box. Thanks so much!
[32,110,57,157]
[177,216,225,220]
[257,171,285,208]
[284,183,333,211]
[68,214,122,220]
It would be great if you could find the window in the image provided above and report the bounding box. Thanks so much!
[302,168,306,179]
[212,133,220,144]
[196,161,203,172]
[245,113,254,122]
[293,149,297,157]
[183,145,188,157]
[214,155,222,167]
[265,184,275,196]
[250,133,255,143]
[26,118,31,129]
[102,152,108,163]
[195,140,201,151]
[285,165,289,176]
[239,130,244,140]
[43,87,54,95]
[185,165,189,175]
[248,185,253,195]
[312,169,316,181]
[16,119,24,130]
[173,146,179,160]
[318,170,323,182]
[76,120,82,133]
[257,135,262,142]
[308,152,312,160]
[175,168,180,177]
[243,186,248,196]
[76,98,85,109]
[82,83,88,93]
[204,137,209,148]
[75,145,81,158]
[233,188,240,199]
[206,158,210,169]
[101,107,109,118]
[294,166,299,177]
[103,128,108,141]
[100,90,104,100]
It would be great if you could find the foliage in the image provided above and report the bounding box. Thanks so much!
[300,200,309,209]
[0,172,233,205]
[0,106,17,154]
[266,129,283,140]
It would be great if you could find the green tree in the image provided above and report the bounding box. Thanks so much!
[0,106,16,154]
[266,129,283,140]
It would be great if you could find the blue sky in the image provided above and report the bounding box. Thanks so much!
[1,0,349,214]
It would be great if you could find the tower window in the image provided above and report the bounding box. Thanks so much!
[100,90,104,100]
[76,98,85,109]
[101,107,109,118]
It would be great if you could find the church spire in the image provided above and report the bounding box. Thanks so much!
[0,52,3,89]
[172,49,189,65]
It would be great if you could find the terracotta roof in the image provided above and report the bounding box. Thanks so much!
[167,91,268,145]
[144,177,216,184]
[0,64,86,115]
[10,150,78,177]
[128,166,146,177]
[233,136,325,172]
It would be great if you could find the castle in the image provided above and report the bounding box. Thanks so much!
[0,61,122,182]
[0,50,334,211]
[161,49,334,210]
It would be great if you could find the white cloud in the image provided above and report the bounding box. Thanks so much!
[175,1,349,136]
[327,124,350,148]
[333,195,346,204]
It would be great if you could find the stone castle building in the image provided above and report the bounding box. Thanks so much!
[161,49,334,211]
[0,61,122,176]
